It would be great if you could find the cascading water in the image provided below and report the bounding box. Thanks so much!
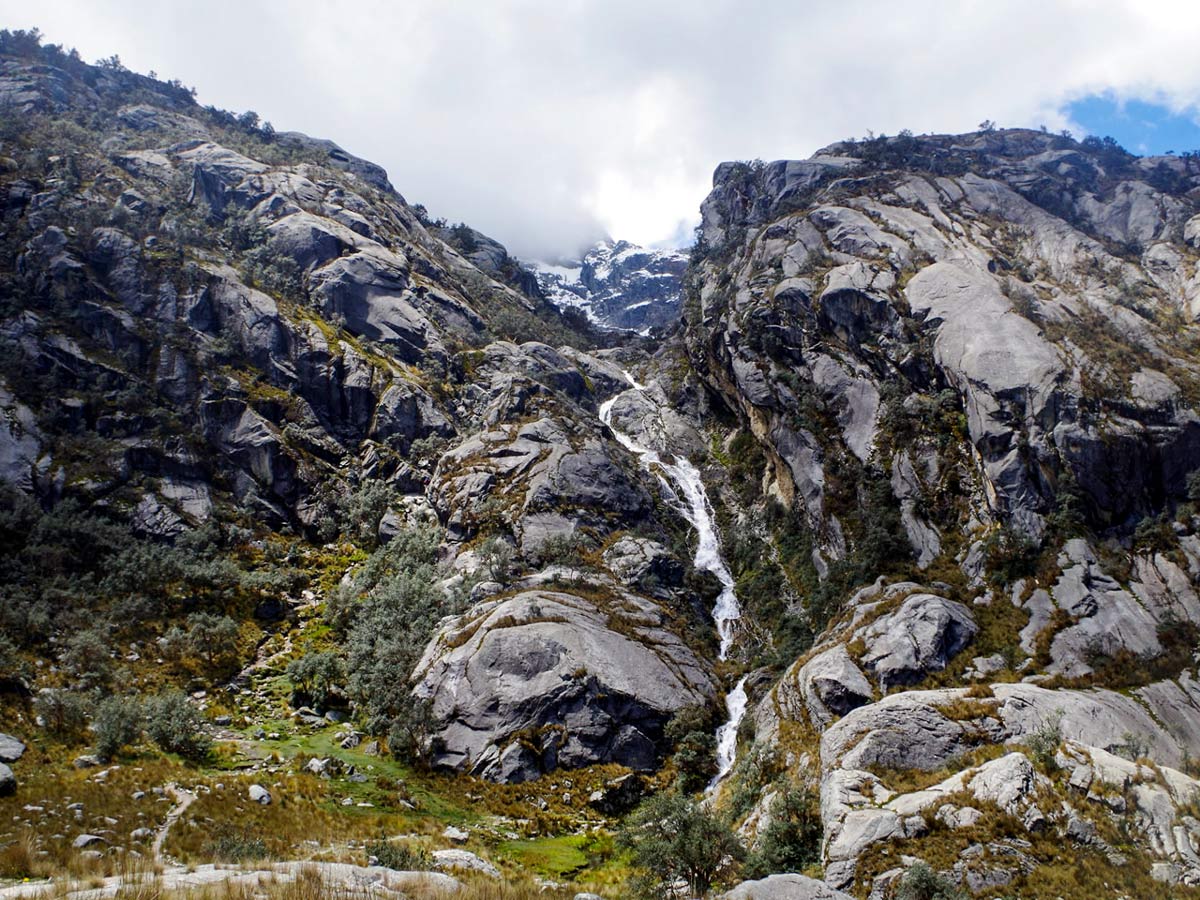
[599,371,747,788]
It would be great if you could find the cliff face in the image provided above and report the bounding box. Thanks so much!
[684,133,1200,893]
[0,44,716,793]
[688,131,1200,556]
[0,49,593,536]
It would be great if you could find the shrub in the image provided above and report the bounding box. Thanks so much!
[286,651,344,709]
[897,862,967,900]
[386,696,435,762]
[673,731,718,794]
[340,526,455,763]
[169,611,240,677]
[1133,514,1176,554]
[619,791,744,898]
[0,633,26,689]
[144,691,211,760]
[533,533,585,569]
[478,536,514,582]
[1026,712,1062,772]
[33,689,89,739]
[206,825,268,862]
[1187,469,1200,503]
[743,784,822,878]
[61,629,113,690]
[93,695,143,761]
[984,527,1040,586]
[339,481,394,548]
[727,743,781,820]
[1120,730,1151,762]
[367,839,431,871]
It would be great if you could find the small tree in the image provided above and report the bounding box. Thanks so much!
[449,223,478,253]
[478,537,514,583]
[93,695,143,761]
[286,651,344,709]
[672,731,717,794]
[1187,469,1200,503]
[61,629,113,691]
[897,862,967,900]
[34,689,89,739]
[170,612,240,677]
[618,791,744,898]
[144,692,211,760]
[387,696,435,763]
[1026,711,1063,771]
[340,481,394,548]
[743,784,822,878]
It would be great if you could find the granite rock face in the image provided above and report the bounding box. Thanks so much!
[688,129,1200,552]
[412,588,715,782]
[0,53,583,535]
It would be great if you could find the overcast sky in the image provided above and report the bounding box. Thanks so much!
[5,1,1200,259]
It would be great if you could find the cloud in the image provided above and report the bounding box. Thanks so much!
[5,0,1200,258]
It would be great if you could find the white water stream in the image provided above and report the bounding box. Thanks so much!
[598,371,748,788]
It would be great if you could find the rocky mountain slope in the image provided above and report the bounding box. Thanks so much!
[682,130,1200,896]
[531,239,687,332]
[5,29,1200,900]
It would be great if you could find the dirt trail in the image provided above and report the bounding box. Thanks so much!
[151,783,197,862]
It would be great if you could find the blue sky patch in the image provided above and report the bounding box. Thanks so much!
[1064,94,1200,157]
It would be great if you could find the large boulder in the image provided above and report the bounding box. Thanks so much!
[855,593,977,691]
[602,535,685,592]
[0,733,25,763]
[789,645,874,730]
[721,873,854,899]
[413,589,715,782]
[431,417,652,552]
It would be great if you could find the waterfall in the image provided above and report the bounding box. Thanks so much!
[599,371,747,786]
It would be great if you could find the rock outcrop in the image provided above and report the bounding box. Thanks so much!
[412,588,715,782]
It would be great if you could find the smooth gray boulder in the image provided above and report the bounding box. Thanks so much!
[856,593,977,691]
[0,733,25,763]
[793,645,874,729]
[821,689,995,773]
[248,784,271,805]
[413,588,715,782]
[722,873,854,899]
[432,848,500,878]
[602,536,685,592]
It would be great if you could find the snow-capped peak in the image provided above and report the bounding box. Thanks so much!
[526,239,687,332]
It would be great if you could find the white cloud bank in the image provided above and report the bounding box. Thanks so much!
[4,0,1200,257]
